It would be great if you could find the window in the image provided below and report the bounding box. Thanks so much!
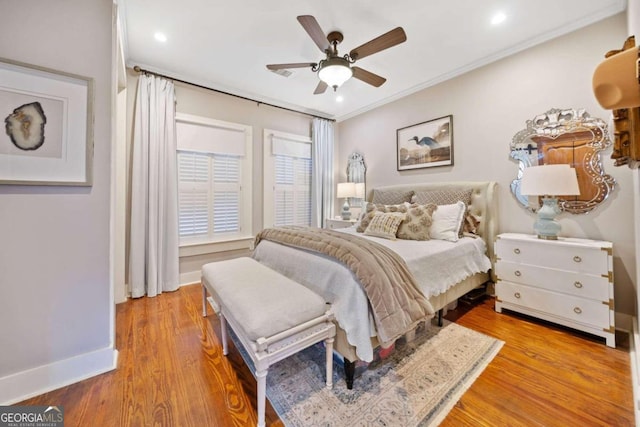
[274,154,312,226]
[178,152,241,237]
[176,114,252,248]
[263,129,312,228]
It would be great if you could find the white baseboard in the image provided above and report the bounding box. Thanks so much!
[617,312,633,333]
[630,317,640,427]
[0,346,118,405]
[180,271,201,287]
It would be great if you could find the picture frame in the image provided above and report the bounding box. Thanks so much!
[397,115,453,171]
[0,57,94,186]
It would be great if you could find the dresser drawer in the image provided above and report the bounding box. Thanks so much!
[497,281,611,329]
[496,238,609,275]
[495,260,610,301]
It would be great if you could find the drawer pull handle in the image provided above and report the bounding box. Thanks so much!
[574,281,583,289]
[573,256,582,263]
[513,248,521,255]
[574,307,582,314]
[514,270,522,277]
[514,292,521,299]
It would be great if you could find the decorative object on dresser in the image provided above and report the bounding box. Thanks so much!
[326,218,357,229]
[495,233,615,347]
[396,115,453,170]
[592,35,640,167]
[519,164,580,240]
[509,108,615,214]
[336,182,357,220]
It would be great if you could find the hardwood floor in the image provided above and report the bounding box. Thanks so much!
[19,284,634,426]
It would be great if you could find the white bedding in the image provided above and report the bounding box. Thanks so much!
[252,226,491,362]
[338,226,491,298]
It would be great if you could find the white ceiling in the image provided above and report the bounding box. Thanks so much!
[120,0,626,121]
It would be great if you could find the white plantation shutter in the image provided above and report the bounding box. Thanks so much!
[263,129,312,228]
[212,155,240,233]
[176,113,252,246]
[274,154,311,226]
[178,151,242,240]
[178,152,210,238]
[295,157,312,225]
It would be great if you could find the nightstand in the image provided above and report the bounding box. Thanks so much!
[495,232,615,347]
[325,218,357,230]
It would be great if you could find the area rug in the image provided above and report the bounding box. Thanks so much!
[232,321,503,427]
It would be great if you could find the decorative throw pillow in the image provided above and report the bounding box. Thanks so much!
[396,203,437,241]
[364,211,406,240]
[371,189,414,205]
[413,189,474,237]
[356,203,383,232]
[461,212,481,236]
[429,201,466,242]
[356,202,408,232]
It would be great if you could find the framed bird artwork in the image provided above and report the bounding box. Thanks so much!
[396,115,453,171]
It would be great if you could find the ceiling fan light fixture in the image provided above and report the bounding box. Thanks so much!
[318,57,353,90]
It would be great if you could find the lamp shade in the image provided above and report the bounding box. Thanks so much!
[354,182,366,199]
[520,164,580,196]
[337,182,357,198]
[318,57,353,89]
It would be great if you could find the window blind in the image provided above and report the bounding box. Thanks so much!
[273,154,311,226]
[178,151,241,240]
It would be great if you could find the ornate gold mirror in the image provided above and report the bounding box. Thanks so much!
[510,108,615,214]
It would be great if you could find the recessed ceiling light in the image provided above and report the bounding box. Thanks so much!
[491,12,506,25]
[154,32,167,43]
[336,95,344,103]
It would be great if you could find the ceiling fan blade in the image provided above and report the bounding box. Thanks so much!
[314,81,328,95]
[297,15,329,52]
[349,27,407,61]
[352,67,386,87]
[266,62,315,70]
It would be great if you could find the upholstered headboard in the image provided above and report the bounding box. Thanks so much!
[367,181,499,278]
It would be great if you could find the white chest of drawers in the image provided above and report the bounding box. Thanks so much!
[495,233,615,347]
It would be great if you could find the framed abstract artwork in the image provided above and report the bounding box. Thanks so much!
[397,115,453,171]
[0,58,94,185]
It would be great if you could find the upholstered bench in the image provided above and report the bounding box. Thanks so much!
[201,257,336,427]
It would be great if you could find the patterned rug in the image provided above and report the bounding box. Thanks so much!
[232,321,503,427]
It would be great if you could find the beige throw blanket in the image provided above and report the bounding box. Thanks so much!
[254,226,434,344]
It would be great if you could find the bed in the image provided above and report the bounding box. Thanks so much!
[253,181,498,386]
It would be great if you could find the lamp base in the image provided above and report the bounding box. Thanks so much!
[341,200,352,220]
[534,197,561,240]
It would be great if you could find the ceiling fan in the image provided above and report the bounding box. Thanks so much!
[266,15,407,94]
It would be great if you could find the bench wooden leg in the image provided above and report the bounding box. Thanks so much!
[202,285,207,317]
[325,337,334,390]
[220,314,229,356]
[256,369,268,427]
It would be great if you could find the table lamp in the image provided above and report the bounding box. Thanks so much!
[520,164,580,240]
[337,182,357,220]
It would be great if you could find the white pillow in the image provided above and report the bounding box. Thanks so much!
[429,201,466,242]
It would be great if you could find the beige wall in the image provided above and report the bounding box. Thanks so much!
[125,72,314,284]
[0,0,115,402]
[338,13,636,317]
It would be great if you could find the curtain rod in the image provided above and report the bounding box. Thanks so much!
[132,66,335,122]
